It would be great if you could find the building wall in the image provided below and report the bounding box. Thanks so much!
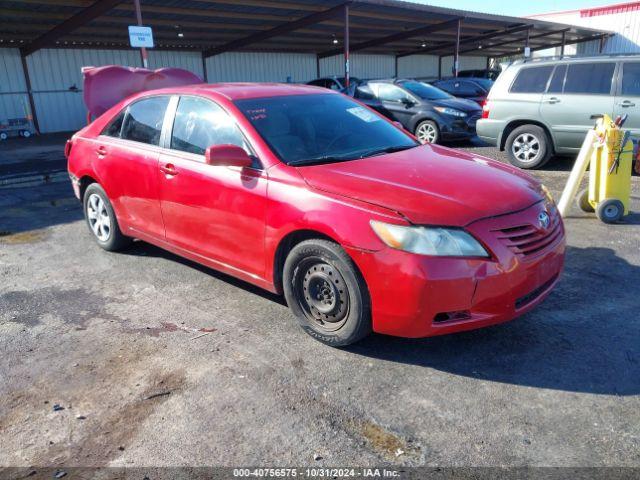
[397,54,439,79]
[319,53,395,79]
[147,50,205,79]
[0,48,30,127]
[530,7,640,55]
[441,56,488,77]
[206,52,316,83]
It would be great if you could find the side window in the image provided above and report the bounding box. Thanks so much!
[329,80,341,91]
[170,96,246,156]
[121,96,169,146]
[102,111,125,138]
[354,84,375,100]
[621,62,640,96]
[376,84,413,103]
[564,62,615,95]
[510,66,554,93]
[308,79,325,88]
[547,65,567,93]
[434,81,453,93]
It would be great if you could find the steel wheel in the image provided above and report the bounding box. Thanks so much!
[86,193,111,242]
[294,257,350,333]
[511,133,541,164]
[416,121,438,144]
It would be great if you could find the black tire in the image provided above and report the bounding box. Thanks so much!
[577,188,595,213]
[83,183,132,251]
[505,125,552,169]
[415,120,440,144]
[596,198,624,224]
[283,239,371,347]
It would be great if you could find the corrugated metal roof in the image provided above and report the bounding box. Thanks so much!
[0,0,611,58]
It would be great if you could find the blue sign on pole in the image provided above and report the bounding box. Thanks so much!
[128,26,154,48]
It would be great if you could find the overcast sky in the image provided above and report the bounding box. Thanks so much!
[407,0,611,17]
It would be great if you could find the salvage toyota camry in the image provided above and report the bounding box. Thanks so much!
[66,83,565,346]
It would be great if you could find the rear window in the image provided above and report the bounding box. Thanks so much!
[510,66,553,94]
[621,62,640,96]
[564,62,615,95]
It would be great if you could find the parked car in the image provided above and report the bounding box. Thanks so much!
[365,79,482,144]
[306,76,361,91]
[459,68,502,81]
[67,83,565,346]
[477,55,640,169]
[431,78,493,106]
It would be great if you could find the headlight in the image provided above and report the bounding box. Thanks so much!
[434,107,467,118]
[370,221,489,257]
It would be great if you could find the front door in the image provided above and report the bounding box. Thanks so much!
[372,83,417,126]
[158,95,268,279]
[540,62,616,151]
[94,96,170,240]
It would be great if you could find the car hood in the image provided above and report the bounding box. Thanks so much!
[297,145,543,226]
[431,97,482,113]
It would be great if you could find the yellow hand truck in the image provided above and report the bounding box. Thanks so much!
[558,114,633,223]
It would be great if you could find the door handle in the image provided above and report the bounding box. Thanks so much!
[160,164,179,176]
[545,97,561,104]
[619,100,636,107]
[96,146,107,157]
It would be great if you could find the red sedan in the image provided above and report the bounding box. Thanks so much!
[66,83,565,346]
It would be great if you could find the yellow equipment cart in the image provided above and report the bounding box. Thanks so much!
[576,114,633,223]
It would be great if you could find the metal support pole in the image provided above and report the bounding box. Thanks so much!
[133,0,148,68]
[453,19,461,77]
[20,54,40,133]
[344,4,350,88]
[560,30,566,56]
[599,36,605,53]
[394,55,398,78]
[525,28,530,58]
[201,52,208,82]
[486,56,491,71]
[438,55,442,80]
[316,54,320,78]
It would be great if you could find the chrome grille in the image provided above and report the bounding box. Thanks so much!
[493,212,562,257]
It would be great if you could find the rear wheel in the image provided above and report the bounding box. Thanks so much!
[577,188,595,213]
[83,183,131,251]
[505,125,552,169]
[415,120,439,144]
[283,239,371,347]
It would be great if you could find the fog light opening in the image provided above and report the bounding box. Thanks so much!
[433,310,471,323]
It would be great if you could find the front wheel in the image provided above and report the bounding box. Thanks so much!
[283,239,371,347]
[83,183,132,251]
[415,120,439,144]
[505,125,552,169]
[596,198,624,224]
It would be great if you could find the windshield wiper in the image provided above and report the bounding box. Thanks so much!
[287,154,356,167]
[357,144,417,159]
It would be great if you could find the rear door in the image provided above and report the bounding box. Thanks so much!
[157,95,268,278]
[540,61,616,150]
[94,96,169,240]
[614,61,640,139]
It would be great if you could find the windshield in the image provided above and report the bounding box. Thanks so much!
[401,81,452,100]
[235,94,418,166]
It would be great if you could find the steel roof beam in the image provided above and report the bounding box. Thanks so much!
[397,23,530,58]
[318,17,462,59]
[21,0,124,56]
[203,3,350,58]
[457,27,570,55]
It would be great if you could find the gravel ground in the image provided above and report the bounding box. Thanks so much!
[0,137,639,469]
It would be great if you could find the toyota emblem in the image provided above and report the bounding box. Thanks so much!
[538,211,550,229]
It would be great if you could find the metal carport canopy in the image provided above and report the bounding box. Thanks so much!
[1,0,610,59]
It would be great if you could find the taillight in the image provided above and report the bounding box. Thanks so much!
[481,101,490,119]
[64,139,73,158]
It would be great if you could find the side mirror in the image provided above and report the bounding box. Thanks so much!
[401,97,416,108]
[205,144,252,168]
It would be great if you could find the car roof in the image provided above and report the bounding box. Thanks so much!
[135,82,336,101]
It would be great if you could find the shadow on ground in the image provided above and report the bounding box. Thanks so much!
[346,245,640,396]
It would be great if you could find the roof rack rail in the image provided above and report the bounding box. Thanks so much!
[513,52,640,65]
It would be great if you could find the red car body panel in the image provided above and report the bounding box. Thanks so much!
[67,83,565,339]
